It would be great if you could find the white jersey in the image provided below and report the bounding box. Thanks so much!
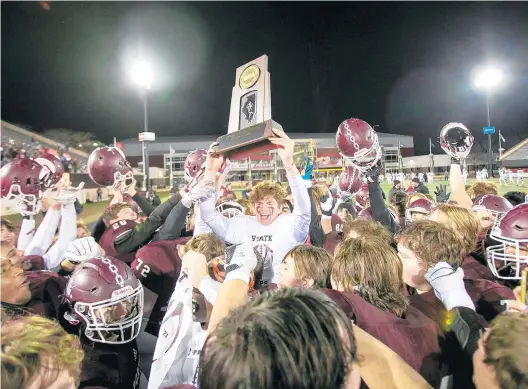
[200,174,311,284]
[149,273,198,389]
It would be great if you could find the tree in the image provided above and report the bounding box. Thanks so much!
[42,128,104,151]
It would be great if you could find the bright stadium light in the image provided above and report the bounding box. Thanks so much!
[474,67,502,89]
[129,59,154,191]
[130,60,153,90]
[473,65,504,178]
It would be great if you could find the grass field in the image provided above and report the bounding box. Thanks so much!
[2,179,524,229]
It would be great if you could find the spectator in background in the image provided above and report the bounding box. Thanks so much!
[147,189,161,207]
[97,188,103,202]
[388,179,402,203]
[411,177,430,194]
[242,181,253,200]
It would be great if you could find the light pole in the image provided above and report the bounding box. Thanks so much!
[130,60,153,191]
[474,66,502,178]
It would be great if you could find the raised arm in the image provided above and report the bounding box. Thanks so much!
[270,129,311,243]
[367,164,399,235]
[198,145,237,243]
[24,203,61,256]
[43,201,77,269]
[17,216,35,251]
[449,160,472,208]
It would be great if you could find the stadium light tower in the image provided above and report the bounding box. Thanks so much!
[474,66,502,177]
[130,60,153,190]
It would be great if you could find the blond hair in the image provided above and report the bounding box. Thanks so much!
[432,204,479,254]
[342,219,392,244]
[396,220,465,270]
[184,233,225,262]
[1,314,84,389]
[248,181,287,206]
[467,181,499,200]
[284,245,331,288]
[485,313,528,389]
[76,222,89,235]
[332,238,409,317]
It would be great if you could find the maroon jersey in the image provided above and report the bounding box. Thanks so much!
[323,231,342,254]
[461,254,494,281]
[25,270,67,320]
[409,279,514,326]
[135,237,190,337]
[99,219,138,264]
[331,214,343,233]
[79,340,141,389]
[132,238,189,294]
[322,289,447,388]
[22,255,45,271]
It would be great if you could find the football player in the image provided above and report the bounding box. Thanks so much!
[199,129,311,284]
[61,256,144,389]
[328,237,448,388]
[397,220,519,326]
[277,245,332,288]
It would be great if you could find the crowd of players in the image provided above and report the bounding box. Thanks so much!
[1,119,527,389]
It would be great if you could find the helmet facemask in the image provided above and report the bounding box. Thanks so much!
[73,283,144,344]
[486,224,528,281]
[439,122,474,159]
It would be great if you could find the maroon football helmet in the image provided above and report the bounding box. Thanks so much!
[63,256,143,344]
[0,158,49,215]
[184,149,207,183]
[88,147,133,189]
[406,198,435,223]
[439,122,474,159]
[355,184,369,208]
[35,153,64,189]
[472,194,513,221]
[338,166,363,195]
[335,118,381,172]
[486,203,528,280]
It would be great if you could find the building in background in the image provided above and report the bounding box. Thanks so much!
[120,132,414,185]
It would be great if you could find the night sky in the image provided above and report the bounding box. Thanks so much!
[2,2,528,155]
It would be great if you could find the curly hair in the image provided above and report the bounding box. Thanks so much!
[1,314,84,389]
[102,202,132,224]
[395,220,466,270]
[248,180,287,206]
[467,181,499,200]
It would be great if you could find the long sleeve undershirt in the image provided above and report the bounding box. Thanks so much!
[42,202,77,269]
[24,207,61,257]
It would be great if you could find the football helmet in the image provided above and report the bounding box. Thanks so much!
[335,118,382,172]
[0,158,49,215]
[355,184,369,208]
[35,153,64,189]
[338,166,363,195]
[486,203,528,280]
[439,122,474,159]
[184,149,207,184]
[88,147,133,189]
[63,256,144,344]
[216,201,243,219]
[472,194,513,220]
[406,198,435,223]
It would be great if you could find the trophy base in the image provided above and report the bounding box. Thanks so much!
[216,120,282,160]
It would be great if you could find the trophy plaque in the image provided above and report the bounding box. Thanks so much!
[216,55,283,160]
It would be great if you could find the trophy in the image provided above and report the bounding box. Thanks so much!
[216,55,283,159]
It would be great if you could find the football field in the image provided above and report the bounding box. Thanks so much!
[3,178,524,230]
